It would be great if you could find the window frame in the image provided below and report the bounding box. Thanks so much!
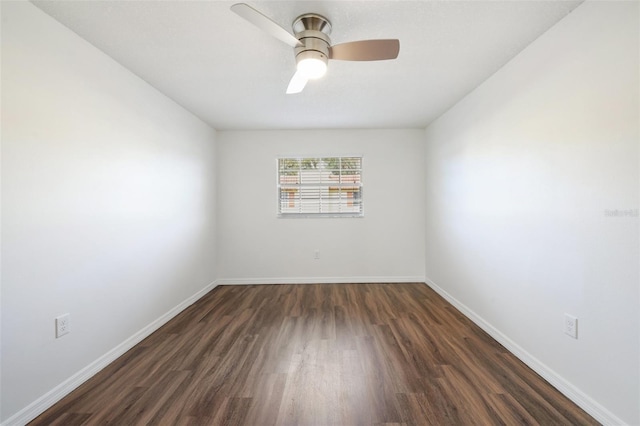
[276,156,364,218]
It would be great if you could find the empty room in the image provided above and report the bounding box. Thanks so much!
[1,0,638,425]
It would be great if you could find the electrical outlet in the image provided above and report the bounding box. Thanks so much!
[56,313,70,338]
[564,313,578,339]
[314,249,320,260]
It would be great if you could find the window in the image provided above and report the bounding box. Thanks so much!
[278,157,363,217]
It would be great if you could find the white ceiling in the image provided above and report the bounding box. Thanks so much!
[32,0,583,130]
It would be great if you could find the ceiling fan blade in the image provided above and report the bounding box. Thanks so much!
[286,70,308,94]
[231,3,302,48]
[329,39,400,61]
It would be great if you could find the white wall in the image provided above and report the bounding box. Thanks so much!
[1,2,217,423]
[424,1,639,424]
[216,129,425,284]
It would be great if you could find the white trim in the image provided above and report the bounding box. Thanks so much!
[423,277,626,426]
[216,276,426,285]
[1,280,218,426]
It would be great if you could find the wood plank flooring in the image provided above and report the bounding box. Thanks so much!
[30,283,599,425]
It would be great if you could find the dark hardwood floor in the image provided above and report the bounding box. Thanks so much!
[30,283,599,425]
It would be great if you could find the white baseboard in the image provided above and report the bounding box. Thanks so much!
[2,280,218,426]
[423,277,626,426]
[216,276,426,285]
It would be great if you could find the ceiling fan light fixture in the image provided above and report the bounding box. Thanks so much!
[296,50,328,79]
[297,57,327,79]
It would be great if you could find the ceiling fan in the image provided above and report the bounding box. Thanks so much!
[231,3,400,94]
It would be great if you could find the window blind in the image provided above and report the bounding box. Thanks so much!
[277,157,363,217]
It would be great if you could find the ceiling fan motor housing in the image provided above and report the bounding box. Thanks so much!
[293,13,332,73]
